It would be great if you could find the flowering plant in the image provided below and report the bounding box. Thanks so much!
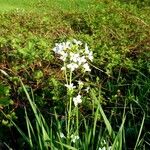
[53,39,93,106]
[53,39,93,141]
[53,39,93,73]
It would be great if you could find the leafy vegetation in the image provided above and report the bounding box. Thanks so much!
[0,0,150,149]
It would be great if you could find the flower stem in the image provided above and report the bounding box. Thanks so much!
[76,107,79,135]
[67,70,73,139]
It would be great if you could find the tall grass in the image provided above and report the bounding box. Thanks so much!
[1,78,146,149]
[2,80,127,149]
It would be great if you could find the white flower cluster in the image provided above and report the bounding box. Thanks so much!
[73,94,82,107]
[59,132,80,143]
[60,132,65,138]
[70,134,80,143]
[53,39,93,72]
[52,39,93,107]
[64,83,76,91]
[59,132,80,144]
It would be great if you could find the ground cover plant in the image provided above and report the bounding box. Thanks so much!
[0,0,150,149]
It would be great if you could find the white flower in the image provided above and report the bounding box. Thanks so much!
[53,43,64,54]
[60,51,68,61]
[78,80,84,89]
[63,41,71,50]
[83,63,91,72]
[53,40,94,72]
[85,43,93,61]
[70,52,75,58]
[60,42,71,50]
[61,66,66,71]
[67,63,79,71]
[65,83,76,90]
[53,41,71,54]
[73,39,82,45]
[85,87,90,93]
[60,132,65,138]
[85,43,90,54]
[71,134,80,143]
[78,80,84,87]
[73,94,82,107]
[70,53,80,63]
[78,56,87,65]
[88,51,93,61]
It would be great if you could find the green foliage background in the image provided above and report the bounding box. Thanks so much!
[0,0,150,149]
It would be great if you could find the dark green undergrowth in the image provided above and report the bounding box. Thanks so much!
[0,0,150,149]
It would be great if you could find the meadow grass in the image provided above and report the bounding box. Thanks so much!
[0,0,96,13]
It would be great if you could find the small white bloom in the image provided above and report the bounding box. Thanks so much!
[65,83,76,90]
[85,43,90,54]
[60,52,68,61]
[108,146,111,150]
[71,134,80,143]
[53,41,71,54]
[70,53,80,63]
[61,66,66,71]
[85,87,90,93]
[73,94,82,107]
[70,52,75,58]
[88,51,93,61]
[53,43,64,54]
[83,63,91,72]
[78,56,87,65]
[85,43,93,61]
[103,139,106,145]
[78,80,84,87]
[67,63,79,71]
[60,132,65,138]
[73,39,82,45]
[63,41,71,50]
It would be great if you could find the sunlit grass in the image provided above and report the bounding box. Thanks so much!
[0,0,96,13]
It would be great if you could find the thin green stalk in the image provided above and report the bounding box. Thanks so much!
[67,96,72,139]
[76,107,79,135]
[67,70,73,139]
[64,62,68,85]
[24,107,33,148]
[92,106,99,144]
[134,101,145,150]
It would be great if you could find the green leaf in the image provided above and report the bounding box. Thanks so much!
[0,97,11,106]
[0,84,10,96]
